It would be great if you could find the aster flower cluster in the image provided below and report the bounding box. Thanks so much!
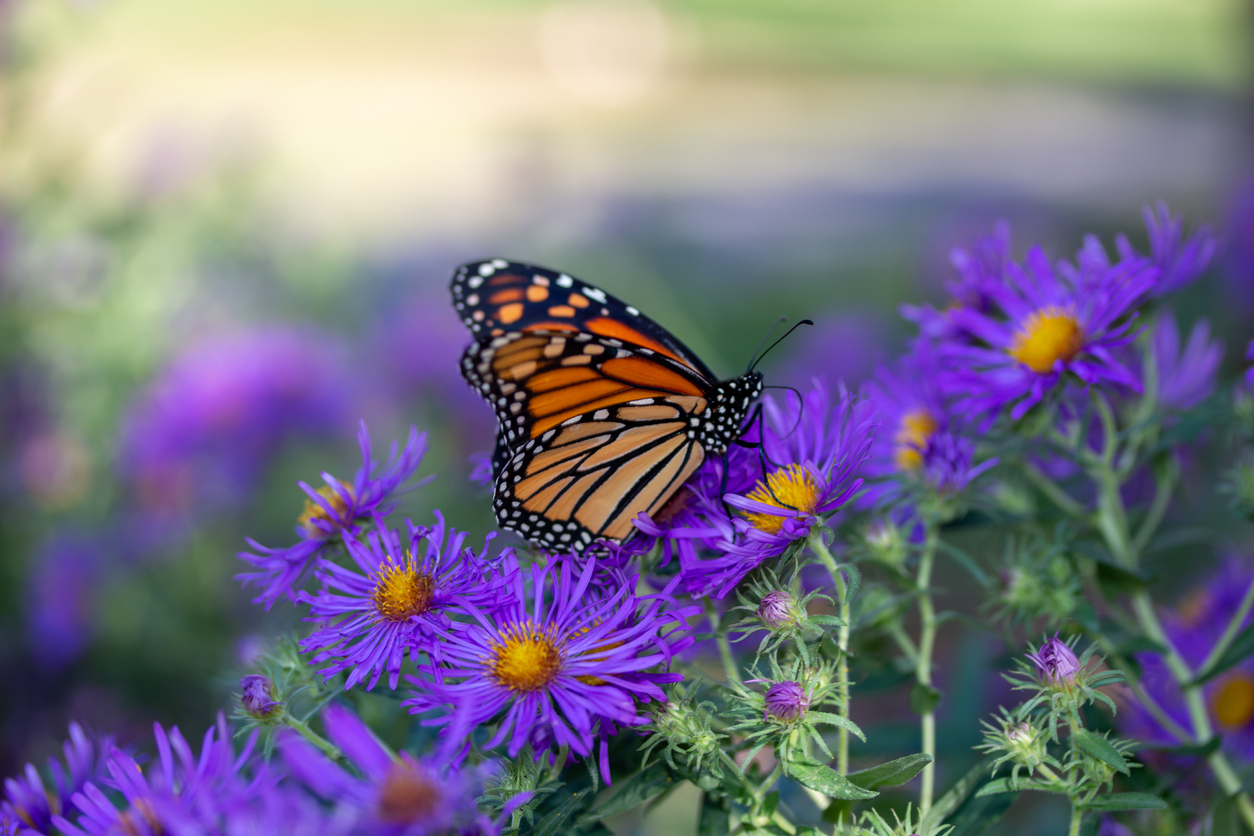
[12,200,1252,836]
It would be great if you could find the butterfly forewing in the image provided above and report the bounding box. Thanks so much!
[451,259,718,381]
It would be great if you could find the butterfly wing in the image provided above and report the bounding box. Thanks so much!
[451,259,718,382]
[460,329,715,549]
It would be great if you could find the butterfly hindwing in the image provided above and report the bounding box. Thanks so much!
[493,395,708,549]
[451,260,718,381]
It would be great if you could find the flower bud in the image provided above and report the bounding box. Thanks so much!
[863,519,908,567]
[1005,721,1047,768]
[1027,635,1080,685]
[240,675,281,719]
[756,591,797,630]
[763,681,810,723]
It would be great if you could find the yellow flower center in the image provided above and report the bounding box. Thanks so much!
[1213,674,1254,729]
[743,464,821,535]
[1008,307,1084,373]
[377,761,440,824]
[297,481,354,536]
[372,554,435,622]
[893,408,937,471]
[489,622,562,692]
[574,634,626,686]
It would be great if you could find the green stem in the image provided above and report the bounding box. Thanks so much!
[810,534,851,775]
[1068,803,1084,836]
[1198,571,1254,679]
[285,716,343,761]
[1019,458,1088,519]
[1091,455,1254,832]
[703,598,742,685]
[915,525,940,817]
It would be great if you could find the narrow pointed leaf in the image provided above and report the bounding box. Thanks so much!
[846,753,932,790]
[1073,729,1130,775]
[788,760,877,801]
[1079,792,1167,811]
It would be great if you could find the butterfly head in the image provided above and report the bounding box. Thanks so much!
[700,372,763,456]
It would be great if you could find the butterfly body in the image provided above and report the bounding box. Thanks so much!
[451,259,762,553]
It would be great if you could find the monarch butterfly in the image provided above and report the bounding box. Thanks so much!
[451,259,764,553]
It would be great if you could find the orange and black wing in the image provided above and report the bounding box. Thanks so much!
[451,259,719,382]
[460,330,715,550]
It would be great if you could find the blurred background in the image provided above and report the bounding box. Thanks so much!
[0,0,1251,833]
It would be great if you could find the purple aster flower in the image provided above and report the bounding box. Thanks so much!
[1,723,110,835]
[763,681,810,723]
[679,382,875,597]
[1151,313,1222,411]
[240,675,281,719]
[1027,634,1081,686]
[300,513,511,691]
[1116,201,1216,297]
[1123,557,1254,762]
[117,326,351,518]
[237,421,429,609]
[50,715,272,836]
[937,245,1157,421]
[405,557,697,782]
[902,222,1013,340]
[279,704,499,836]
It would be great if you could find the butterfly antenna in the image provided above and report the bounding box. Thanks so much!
[745,316,788,374]
[748,319,814,374]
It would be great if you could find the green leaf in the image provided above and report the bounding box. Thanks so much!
[1138,736,1221,758]
[846,753,932,790]
[974,778,1017,797]
[840,562,861,607]
[1079,792,1167,812]
[697,795,730,836]
[1196,623,1254,684]
[788,760,878,801]
[576,766,675,824]
[920,758,993,832]
[531,790,587,836]
[1073,729,1130,776]
[945,790,1016,836]
[909,683,942,715]
[806,711,866,741]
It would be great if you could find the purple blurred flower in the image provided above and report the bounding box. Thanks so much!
[1,723,109,835]
[1124,558,1254,762]
[1116,201,1216,297]
[237,422,428,609]
[300,513,510,691]
[51,715,271,836]
[279,704,497,836]
[1027,634,1081,685]
[240,675,281,719]
[405,557,696,782]
[118,327,351,517]
[937,246,1156,421]
[26,535,102,670]
[1246,340,1254,393]
[1152,313,1222,411]
[763,681,810,723]
[678,382,875,597]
